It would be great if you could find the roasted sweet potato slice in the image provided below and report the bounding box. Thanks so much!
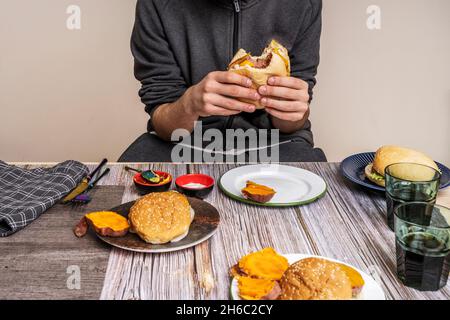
[238,247,289,280]
[74,211,129,238]
[232,248,287,300]
[74,216,89,237]
[238,277,281,300]
[241,181,276,203]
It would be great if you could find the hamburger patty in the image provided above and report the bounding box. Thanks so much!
[250,53,272,69]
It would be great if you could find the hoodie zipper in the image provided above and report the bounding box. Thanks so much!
[232,0,240,53]
[226,0,241,130]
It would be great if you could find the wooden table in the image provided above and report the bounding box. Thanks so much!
[3,162,450,300]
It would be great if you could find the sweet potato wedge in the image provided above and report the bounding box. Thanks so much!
[74,211,129,238]
[74,216,89,237]
[241,181,276,203]
[237,277,282,300]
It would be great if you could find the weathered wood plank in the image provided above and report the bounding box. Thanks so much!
[0,183,124,299]
[188,163,319,300]
[100,164,196,300]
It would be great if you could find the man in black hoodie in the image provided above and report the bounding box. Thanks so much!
[119,0,326,162]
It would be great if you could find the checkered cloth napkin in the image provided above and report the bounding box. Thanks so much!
[0,160,88,236]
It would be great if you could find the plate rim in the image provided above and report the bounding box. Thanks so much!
[97,198,220,253]
[340,152,450,191]
[340,152,384,192]
[219,164,328,207]
[98,228,219,253]
[230,253,386,300]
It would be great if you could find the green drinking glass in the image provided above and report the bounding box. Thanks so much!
[394,202,450,291]
[385,163,441,230]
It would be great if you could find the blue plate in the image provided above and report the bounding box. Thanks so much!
[340,152,450,192]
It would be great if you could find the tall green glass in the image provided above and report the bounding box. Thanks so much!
[395,202,450,291]
[385,163,440,230]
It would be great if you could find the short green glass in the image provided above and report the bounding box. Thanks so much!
[394,202,450,291]
[385,163,441,230]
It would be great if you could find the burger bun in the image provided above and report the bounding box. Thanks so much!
[365,145,440,183]
[228,40,290,109]
[279,257,353,300]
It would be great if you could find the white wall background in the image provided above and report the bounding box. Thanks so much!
[0,0,449,164]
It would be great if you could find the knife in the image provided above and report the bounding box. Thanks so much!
[62,158,108,203]
[70,167,111,204]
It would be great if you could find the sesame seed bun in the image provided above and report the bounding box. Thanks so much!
[228,40,290,109]
[128,191,194,244]
[279,258,352,300]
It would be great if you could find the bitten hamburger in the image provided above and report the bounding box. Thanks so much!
[128,191,194,244]
[364,145,439,187]
[228,39,290,109]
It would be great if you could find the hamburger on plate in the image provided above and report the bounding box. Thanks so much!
[231,248,365,300]
[128,191,194,244]
[365,145,439,187]
[279,258,353,300]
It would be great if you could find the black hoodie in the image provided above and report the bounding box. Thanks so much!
[131,0,322,145]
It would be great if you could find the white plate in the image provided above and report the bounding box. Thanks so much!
[230,254,386,300]
[219,164,327,206]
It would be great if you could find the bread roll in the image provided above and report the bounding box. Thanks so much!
[128,191,194,244]
[365,145,439,185]
[279,258,352,300]
[373,145,438,176]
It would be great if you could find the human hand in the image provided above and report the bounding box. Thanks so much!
[258,76,310,122]
[185,71,260,117]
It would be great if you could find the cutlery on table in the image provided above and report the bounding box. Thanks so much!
[70,167,111,204]
[62,158,108,203]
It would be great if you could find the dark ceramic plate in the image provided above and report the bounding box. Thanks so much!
[340,152,450,192]
[98,197,220,253]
